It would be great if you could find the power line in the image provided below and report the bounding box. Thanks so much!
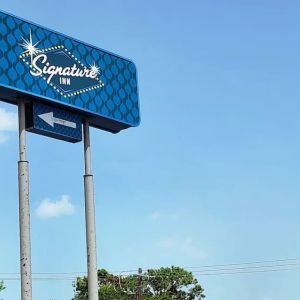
[2,257,300,280]
[183,257,300,269]
[0,277,77,281]
[0,272,86,275]
[184,261,300,273]
[2,266,300,282]
[0,270,137,276]
[110,269,138,274]
[192,266,300,276]
[0,275,126,281]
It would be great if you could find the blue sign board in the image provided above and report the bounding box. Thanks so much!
[0,10,140,133]
[26,102,82,143]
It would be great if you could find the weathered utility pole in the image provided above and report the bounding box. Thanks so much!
[136,268,142,300]
[83,120,98,300]
[18,101,32,300]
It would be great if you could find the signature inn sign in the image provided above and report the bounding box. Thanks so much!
[0,10,140,133]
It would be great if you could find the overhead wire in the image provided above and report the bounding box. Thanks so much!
[2,257,300,281]
[184,261,300,273]
[183,257,300,270]
[192,266,300,276]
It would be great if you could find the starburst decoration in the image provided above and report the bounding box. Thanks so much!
[19,29,40,62]
[90,62,101,75]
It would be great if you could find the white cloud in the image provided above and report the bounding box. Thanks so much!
[160,237,176,249]
[0,132,8,144]
[181,237,207,259]
[0,107,18,131]
[36,195,75,219]
[0,107,18,144]
[150,211,161,220]
[149,211,178,221]
[159,236,207,259]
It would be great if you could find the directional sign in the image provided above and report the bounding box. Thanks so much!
[0,10,140,133]
[38,112,77,129]
[26,102,82,143]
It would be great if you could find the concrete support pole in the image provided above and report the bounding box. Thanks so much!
[137,268,142,300]
[18,101,32,300]
[83,120,99,300]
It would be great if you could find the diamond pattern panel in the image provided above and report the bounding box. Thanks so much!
[0,11,140,129]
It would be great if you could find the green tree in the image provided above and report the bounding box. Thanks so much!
[73,269,136,300]
[73,267,205,300]
[0,281,5,299]
[146,267,205,300]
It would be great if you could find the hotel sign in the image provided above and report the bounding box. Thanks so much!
[0,10,140,133]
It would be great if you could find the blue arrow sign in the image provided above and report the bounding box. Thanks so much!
[38,112,77,128]
[26,102,82,143]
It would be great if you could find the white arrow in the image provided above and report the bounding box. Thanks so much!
[38,112,77,129]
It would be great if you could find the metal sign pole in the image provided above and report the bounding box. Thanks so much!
[18,101,32,300]
[83,120,99,300]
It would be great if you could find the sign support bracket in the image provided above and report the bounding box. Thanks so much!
[18,101,32,300]
[83,120,99,300]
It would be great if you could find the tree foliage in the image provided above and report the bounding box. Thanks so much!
[146,267,205,299]
[73,266,205,300]
[0,281,5,299]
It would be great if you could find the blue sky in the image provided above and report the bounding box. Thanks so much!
[1,0,300,299]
